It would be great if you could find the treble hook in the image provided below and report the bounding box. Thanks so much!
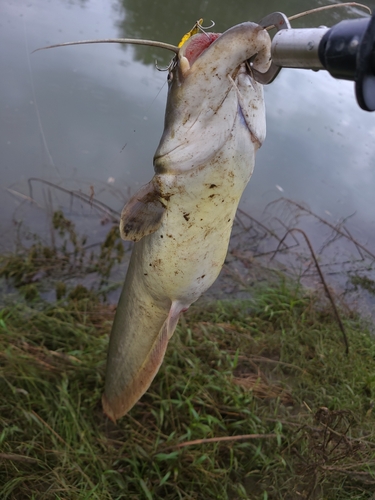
[197,19,215,38]
[155,56,178,72]
[178,18,216,48]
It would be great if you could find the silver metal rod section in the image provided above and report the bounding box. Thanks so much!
[271,28,329,70]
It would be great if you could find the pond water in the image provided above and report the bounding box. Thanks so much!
[1,0,375,260]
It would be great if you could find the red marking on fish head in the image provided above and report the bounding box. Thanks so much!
[181,33,220,66]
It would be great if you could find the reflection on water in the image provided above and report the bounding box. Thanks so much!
[0,0,374,262]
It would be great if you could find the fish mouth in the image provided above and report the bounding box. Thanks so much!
[178,32,221,75]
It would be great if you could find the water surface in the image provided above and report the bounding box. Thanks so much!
[1,0,374,255]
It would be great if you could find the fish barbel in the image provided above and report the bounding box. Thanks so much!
[102,22,271,421]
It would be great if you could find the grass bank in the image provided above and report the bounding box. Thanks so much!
[1,271,375,498]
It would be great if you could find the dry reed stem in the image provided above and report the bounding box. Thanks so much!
[164,433,277,451]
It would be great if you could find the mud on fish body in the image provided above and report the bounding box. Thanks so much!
[101,22,272,421]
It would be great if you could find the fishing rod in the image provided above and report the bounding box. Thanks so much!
[252,11,375,112]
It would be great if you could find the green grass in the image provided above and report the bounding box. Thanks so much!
[1,278,375,499]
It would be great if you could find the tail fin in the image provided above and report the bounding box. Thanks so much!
[102,313,170,421]
[102,246,186,421]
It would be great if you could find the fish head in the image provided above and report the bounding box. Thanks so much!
[154,22,272,174]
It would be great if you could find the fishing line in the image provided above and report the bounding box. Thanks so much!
[23,19,59,175]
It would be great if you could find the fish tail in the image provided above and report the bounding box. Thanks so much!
[102,315,170,421]
[102,255,186,421]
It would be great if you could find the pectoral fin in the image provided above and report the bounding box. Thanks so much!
[102,300,187,422]
[120,180,166,242]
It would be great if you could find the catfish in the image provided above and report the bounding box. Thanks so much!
[102,21,271,421]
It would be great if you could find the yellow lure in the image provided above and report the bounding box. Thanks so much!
[178,19,204,48]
